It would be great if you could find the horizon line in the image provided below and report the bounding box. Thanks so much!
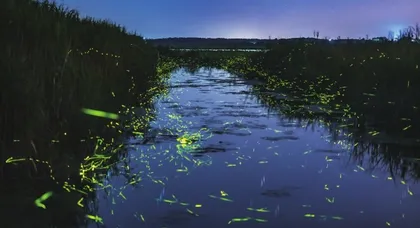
[145,36,389,40]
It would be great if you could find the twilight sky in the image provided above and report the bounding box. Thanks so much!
[56,0,418,39]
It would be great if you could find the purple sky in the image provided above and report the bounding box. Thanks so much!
[56,0,418,39]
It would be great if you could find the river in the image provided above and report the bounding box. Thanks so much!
[88,67,420,228]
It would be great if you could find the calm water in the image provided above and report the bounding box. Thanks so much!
[89,68,420,228]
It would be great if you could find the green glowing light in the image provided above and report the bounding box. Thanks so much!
[81,108,119,120]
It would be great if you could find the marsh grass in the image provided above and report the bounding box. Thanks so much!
[1,0,159,152]
[227,28,420,138]
[0,1,162,226]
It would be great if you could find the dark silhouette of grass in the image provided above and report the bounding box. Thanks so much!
[223,26,420,139]
[0,0,166,227]
[1,0,159,146]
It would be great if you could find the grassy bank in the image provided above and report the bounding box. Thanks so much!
[1,1,164,226]
[1,0,159,149]
[222,27,420,139]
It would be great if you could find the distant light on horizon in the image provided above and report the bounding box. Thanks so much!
[54,0,419,39]
[388,24,411,38]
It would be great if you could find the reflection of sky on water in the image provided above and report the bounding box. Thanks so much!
[90,68,420,228]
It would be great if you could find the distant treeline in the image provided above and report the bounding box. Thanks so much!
[149,37,278,49]
[148,37,400,49]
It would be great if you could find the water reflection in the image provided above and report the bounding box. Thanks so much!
[89,68,420,227]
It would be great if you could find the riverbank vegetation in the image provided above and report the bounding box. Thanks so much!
[1,0,165,226]
[235,25,420,138]
[1,0,160,147]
